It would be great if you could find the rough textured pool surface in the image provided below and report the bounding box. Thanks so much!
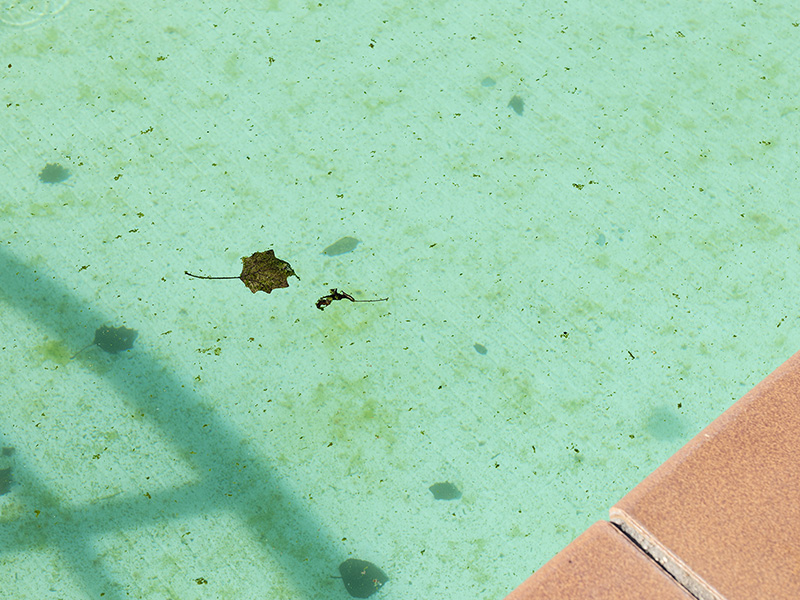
[2,1,798,598]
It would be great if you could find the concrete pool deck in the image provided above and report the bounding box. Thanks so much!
[505,348,800,600]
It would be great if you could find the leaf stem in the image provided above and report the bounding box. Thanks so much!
[184,271,239,280]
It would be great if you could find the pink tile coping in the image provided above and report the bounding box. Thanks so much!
[611,349,800,600]
[505,521,694,600]
[505,349,800,599]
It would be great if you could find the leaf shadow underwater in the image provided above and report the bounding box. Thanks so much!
[71,325,138,360]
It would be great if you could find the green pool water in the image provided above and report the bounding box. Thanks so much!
[2,1,798,598]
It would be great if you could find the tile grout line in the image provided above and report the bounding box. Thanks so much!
[609,520,719,600]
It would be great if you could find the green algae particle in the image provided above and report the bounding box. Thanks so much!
[39,339,72,365]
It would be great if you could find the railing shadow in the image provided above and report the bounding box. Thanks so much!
[0,247,340,598]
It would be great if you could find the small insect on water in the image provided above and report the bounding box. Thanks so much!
[315,289,388,311]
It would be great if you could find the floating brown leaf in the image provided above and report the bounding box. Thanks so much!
[239,250,298,294]
[185,249,299,294]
